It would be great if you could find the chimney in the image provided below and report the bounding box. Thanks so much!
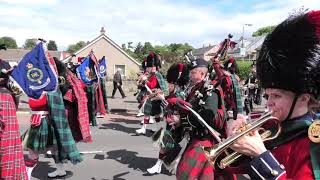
[100,27,106,35]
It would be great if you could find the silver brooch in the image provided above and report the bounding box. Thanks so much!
[199,99,205,105]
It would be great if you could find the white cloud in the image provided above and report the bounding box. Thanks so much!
[0,0,319,50]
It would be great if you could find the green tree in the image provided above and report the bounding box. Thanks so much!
[66,41,86,54]
[0,36,18,48]
[121,44,126,50]
[47,40,58,51]
[141,42,154,55]
[127,42,133,49]
[134,42,143,54]
[252,26,276,37]
[154,45,169,55]
[23,38,37,49]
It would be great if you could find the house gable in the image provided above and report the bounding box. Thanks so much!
[63,31,141,79]
[63,34,141,66]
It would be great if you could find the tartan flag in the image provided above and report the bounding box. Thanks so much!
[76,52,99,85]
[98,56,107,78]
[10,42,58,99]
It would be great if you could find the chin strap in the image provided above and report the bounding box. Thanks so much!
[285,94,300,121]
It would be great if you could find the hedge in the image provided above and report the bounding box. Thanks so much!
[236,60,254,80]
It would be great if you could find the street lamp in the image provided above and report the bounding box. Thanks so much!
[241,23,253,60]
[242,23,253,48]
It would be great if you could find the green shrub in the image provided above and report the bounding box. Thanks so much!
[237,60,253,80]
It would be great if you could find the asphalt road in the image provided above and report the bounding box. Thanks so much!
[17,94,250,180]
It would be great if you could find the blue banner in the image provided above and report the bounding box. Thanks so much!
[10,42,58,99]
[98,56,107,78]
[76,55,98,85]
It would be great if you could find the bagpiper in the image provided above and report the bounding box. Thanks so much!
[135,51,168,135]
[147,63,190,174]
[0,55,27,179]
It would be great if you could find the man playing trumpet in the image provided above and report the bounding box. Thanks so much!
[229,10,320,180]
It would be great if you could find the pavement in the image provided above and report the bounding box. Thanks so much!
[17,91,250,180]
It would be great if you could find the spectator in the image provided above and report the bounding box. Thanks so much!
[111,68,126,98]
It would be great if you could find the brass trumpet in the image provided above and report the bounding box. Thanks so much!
[202,111,281,169]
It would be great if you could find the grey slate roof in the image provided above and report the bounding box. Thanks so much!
[193,46,215,56]
[0,48,62,62]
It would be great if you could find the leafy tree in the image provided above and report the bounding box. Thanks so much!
[0,36,18,48]
[134,42,143,54]
[47,40,58,51]
[252,26,276,37]
[23,38,37,49]
[121,44,126,50]
[141,42,154,55]
[154,45,169,55]
[127,42,133,49]
[66,41,86,54]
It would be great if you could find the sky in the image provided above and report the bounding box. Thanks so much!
[0,0,319,50]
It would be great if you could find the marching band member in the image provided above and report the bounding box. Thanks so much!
[135,52,168,135]
[0,58,27,179]
[230,10,320,180]
[176,58,228,179]
[11,43,83,179]
[147,63,190,174]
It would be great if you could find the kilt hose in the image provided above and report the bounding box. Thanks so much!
[0,93,27,180]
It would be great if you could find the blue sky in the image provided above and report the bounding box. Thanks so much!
[0,0,319,50]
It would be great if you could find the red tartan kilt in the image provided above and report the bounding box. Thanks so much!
[176,139,215,180]
[0,93,28,179]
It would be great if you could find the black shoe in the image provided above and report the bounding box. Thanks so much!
[122,96,126,98]
[111,96,115,99]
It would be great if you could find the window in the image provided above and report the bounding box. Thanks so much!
[114,65,125,76]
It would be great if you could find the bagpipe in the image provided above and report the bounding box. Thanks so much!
[209,34,237,80]
[133,71,148,96]
[213,34,236,60]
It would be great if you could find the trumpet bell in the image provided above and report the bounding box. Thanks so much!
[201,111,281,169]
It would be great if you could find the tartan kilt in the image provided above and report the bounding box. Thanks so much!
[176,139,214,180]
[144,99,162,116]
[86,85,97,126]
[143,99,152,115]
[65,102,82,142]
[161,127,184,165]
[27,116,57,153]
[100,78,109,111]
[0,93,28,180]
[46,92,83,164]
[136,89,146,103]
